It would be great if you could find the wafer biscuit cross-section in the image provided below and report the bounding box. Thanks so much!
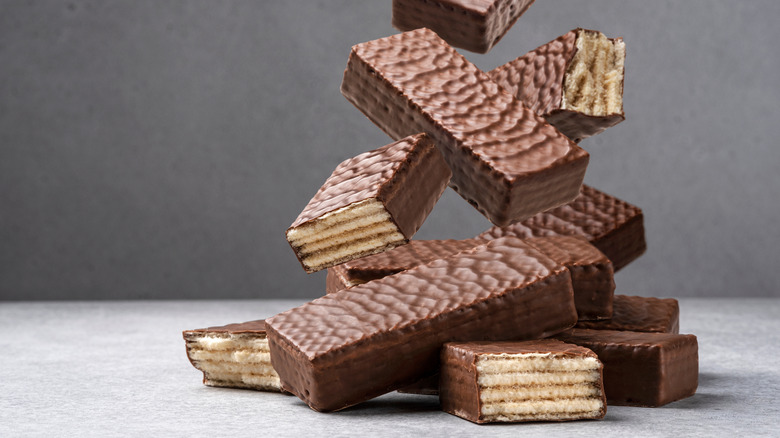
[440,340,606,423]
[183,320,281,391]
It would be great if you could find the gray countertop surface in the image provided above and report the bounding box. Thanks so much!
[1,298,778,437]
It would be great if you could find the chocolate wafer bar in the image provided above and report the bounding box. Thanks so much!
[478,185,646,271]
[576,295,680,333]
[440,340,606,423]
[182,320,281,391]
[286,133,450,273]
[341,28,589,227]
[392,0,535,54]
[489,28,625,141]
[266,236,578,412]
[327,235,614,321]
[554,329,698,407]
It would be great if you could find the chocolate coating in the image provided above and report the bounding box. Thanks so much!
[554,329,698,407]
[440,340,606,423]
[392,0,535,53]
[326,239,481,293]
[184,319,267,335]
[488,28,625,141]
[524,236,615,320]
[266,236,578,412]
[341,28,589,226]
[478,184,646,271]
[328,235,614,321]
[576,295,680,333]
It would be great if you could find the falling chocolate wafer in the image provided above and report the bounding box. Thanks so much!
[391,0,536,53]
[341,28,589,227]
[286,133,450,273]
[489,28,626,141]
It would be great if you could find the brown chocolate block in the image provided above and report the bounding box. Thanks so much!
[576,295,680,333]
[341,28,589,227]
[328,235,614,321]
[489,28,626,141]
[478,184,646,271]
[440,340,606,423]
[524,236,615,320]
[554,329,698,407]
[286,133,450,273]
[326,239,481,293]
[392,0,535,54]
[182,320,282,391]
[266,236,578,412]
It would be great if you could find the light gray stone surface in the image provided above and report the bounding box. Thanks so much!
[1,299,778,436]
[2,1,779,300]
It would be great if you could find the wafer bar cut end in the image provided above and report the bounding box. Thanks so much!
[561,29,625,118]
[286,133,450,273]
[440,340,606,423]
[183,320,282,391]
[489,29,625,141]
[391,0,536,53]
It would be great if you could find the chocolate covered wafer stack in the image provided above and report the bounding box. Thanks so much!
[184,1,699,426]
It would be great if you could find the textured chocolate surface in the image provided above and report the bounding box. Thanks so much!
[524,236,614,320]
[391,0,535,53]
[488,28,625,141]
[327,235,614,321]
[554,329,698,407]
[185,319,267,335]
[440,340,606,423]
[341,28,589,226]
[286,133,450,272]
[326,239,481,293]
[265,236,578,412]
[576,295,680,333]
[478,184,646,271]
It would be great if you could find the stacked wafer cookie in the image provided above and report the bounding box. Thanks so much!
[184,1,698,424]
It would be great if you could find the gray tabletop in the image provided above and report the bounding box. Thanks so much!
[1,298,778,437]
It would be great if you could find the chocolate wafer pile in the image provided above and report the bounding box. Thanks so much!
[184,1,698,424]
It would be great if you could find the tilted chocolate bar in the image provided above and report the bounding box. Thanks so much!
[440,340,606,423]
[182,320,282,391]
[524,236,614,320]
[325,239,481,293]
[478,185,646,271]
[391,0,535,54]
[576,295,680,333]
[327,235,614,321]
[554,329,698,407]
[286,133,450,273]
[489,28,625,141]
[341,28,589,227]
[266,237,578,412]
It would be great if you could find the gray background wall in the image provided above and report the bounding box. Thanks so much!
[1,0,778,300]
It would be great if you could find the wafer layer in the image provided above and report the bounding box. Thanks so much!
[183,320,281,391]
